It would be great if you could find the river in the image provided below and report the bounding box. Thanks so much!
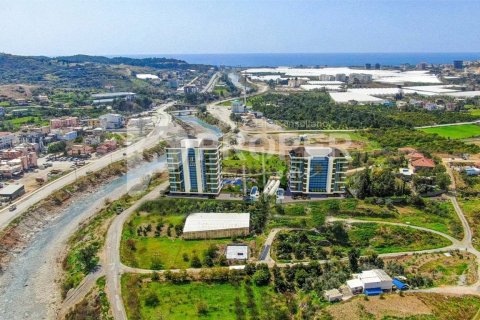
[0,158,166,319]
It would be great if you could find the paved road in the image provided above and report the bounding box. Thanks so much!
[0,102,174,231]
[201,72,220,93]
[104,182,169,320]
[415,121,480,129]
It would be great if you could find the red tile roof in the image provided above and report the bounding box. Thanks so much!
[411,157,435,168]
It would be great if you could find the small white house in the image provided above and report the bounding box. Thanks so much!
[346,269,393,296]
[324,289,343,302]
[226,244,249,260]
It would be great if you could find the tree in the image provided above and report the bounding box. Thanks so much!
[348,248,360,272]
[78,244,99,273]
[190,255,202,268]
[356,168,371,199]
[252,268,271,286]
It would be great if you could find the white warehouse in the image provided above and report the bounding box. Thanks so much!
[182,212,250,239]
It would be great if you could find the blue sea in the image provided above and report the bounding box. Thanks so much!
[130,52,480,67]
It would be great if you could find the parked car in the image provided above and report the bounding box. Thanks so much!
[9,205,16,212]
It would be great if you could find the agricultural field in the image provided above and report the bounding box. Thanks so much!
[122,275,290,320]
[384,252,478,287]
[420,124,480,139]
[271,223,451,262]
[271,198,464,240]
[325,293,480,320]
[120,212,256,270]
[120,197,271,269]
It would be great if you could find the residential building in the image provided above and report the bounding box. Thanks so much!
[184,85,198,94]
[288,147,348,195]
[0,132,17,149]
[50,117,78,129]
[96,139,117,155]
[167,138,222,195]
[68,144,94,156]
[99,113,125,130]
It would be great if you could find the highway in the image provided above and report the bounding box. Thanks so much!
[0,101,174,231]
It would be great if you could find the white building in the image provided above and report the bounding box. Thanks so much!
[226,244,249,260]
[99,113,125,130]
[167,138,222,195]
[346,269,393,296]
[183,212,250,239]
[324,289,343,302]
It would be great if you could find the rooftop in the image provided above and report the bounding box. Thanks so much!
[176,138,219,149]
[183,212,250,233]
[289,146,345,158]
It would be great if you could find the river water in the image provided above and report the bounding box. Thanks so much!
[0,157,166,319]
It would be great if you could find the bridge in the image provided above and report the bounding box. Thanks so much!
[168,104,198,116]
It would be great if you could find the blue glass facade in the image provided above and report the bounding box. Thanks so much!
[187,148,198,192]
[308,157,329,193]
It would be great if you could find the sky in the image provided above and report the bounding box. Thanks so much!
[0,0,479,56]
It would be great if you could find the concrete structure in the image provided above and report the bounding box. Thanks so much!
[96,139,118,155]
[99,113,125,130]
[50,117,78,129]
[0,184,25,201]
[288,147,348,195]
[184,85,198,94]
[0,132,17,149]
[226,244,249,260]
[347,269,393,296]
[231,99,246,113]
[167,138,222,195]
[182,212,250,239]
[68,145,94,156]
[324,289,343,302]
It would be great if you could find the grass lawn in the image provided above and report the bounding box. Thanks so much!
[122,275,289,320]
[273,199,463,240]
[122,236,233,270]
[420,124,480,139]
[469,109,480,117]
[222,150,287,175]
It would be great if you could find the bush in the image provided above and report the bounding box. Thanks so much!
[145,292,159,307]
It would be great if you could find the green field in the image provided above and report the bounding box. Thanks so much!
[121,236,233,270]
[420,124,480,139]
[272,223,451,262]
[272,199,464,239]
[122,275,289,320]
[222,150,287,175]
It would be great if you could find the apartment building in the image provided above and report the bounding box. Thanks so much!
[166,138,222,196]
[288,147,348,195]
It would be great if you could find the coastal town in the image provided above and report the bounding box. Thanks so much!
[1,1,480,319]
